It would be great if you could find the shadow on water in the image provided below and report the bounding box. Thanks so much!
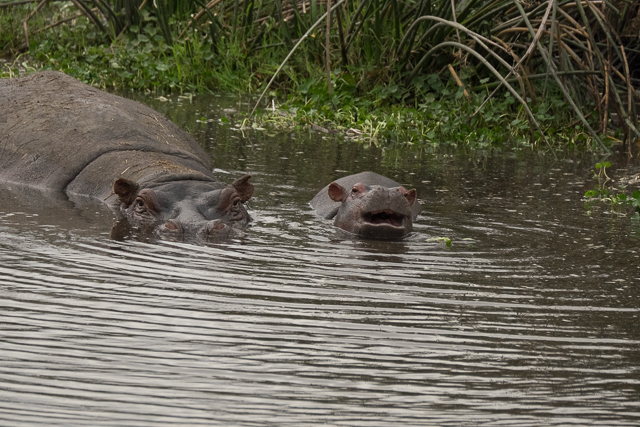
[1,91,640,426]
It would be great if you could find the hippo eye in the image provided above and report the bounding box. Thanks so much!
[135,198,145,209]
[352,187,359,193]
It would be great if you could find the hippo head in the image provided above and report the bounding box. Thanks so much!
[112,175,254,241]
[328,181,417,239]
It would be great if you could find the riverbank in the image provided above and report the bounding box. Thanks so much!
[2,0,635,151]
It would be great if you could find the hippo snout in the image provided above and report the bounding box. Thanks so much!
[154,218,235,241]
[154,220,184,241]
[196,219,234,240]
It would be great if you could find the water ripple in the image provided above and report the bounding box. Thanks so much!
[1,119,640,425]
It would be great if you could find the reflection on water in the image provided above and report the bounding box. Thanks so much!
[1,93,640,426]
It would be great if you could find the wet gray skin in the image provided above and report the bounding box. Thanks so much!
[0,71,254,242]
[113,176,254,241]
[310,171,421,239]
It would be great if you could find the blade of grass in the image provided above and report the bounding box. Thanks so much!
[403,16,510,83]
[417,40,550,148]
[24,0,48,23]
[470,70,601,91]
[32,9,91,34]
[513,0,608,152]
[391,0,400,40]
[544,0,558,94]
[275,0,294,49]
[71,0,107,34]
[91,0,123,36]
[469,0,554,121]
[232,0,239,38]
[345,0,374,51]
[250,0,348,118]
[450,0,461,44]
[178,0,225,41]
[155,0,172,45]
[193,0,219,51]
[335,4,348,64]
[326,0,332,96]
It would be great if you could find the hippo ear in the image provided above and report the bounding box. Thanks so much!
[113,178,140,207]
[328,182,347,203]
[232,174,254,202]
[405,188,417,205]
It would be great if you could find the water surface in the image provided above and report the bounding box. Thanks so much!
[1,93,639,426]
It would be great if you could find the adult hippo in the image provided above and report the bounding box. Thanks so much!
[0,71,254,241]
[310,172,420,239]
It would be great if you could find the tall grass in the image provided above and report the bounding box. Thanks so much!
[3,0,639,148]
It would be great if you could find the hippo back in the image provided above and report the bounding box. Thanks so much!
[0,71,213,194]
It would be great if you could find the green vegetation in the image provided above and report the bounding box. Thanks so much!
[584,161,640,216]
[1,0,639,150]
[429,236,452,248]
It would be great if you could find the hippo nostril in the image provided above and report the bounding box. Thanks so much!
[210,219,226,232]
[195,219,232,240]
[157,220,184,237]
[154,219,184,241]
[164,220,181,231]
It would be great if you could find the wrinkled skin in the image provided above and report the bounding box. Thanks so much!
[114,176,254,241]
[310,172,421,239]
[0,71,254,241]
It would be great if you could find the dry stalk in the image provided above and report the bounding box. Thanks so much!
[447,64,469,100]
[326,0,332,96]
[620,44,634,128]
[470,0,554,122]
[22,0,49,46]
[32,8,98,34]
[603,45,610,134]
[555,6,588,36]
[178,0,225,40]
[451,0,461,44]
[24,0,49,23]
[23,21,29,47]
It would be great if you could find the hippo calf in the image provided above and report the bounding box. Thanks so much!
[311,172,420,239]
[0,71,253,241]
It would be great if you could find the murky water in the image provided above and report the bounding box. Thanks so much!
[1,92,640,426]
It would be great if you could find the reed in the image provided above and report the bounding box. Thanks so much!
[2,0,639,149]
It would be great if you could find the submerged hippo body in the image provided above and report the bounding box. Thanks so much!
[311,172,420,239]
[0,71,253,240]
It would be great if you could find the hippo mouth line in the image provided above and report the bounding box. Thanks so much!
[363,210,405,227]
